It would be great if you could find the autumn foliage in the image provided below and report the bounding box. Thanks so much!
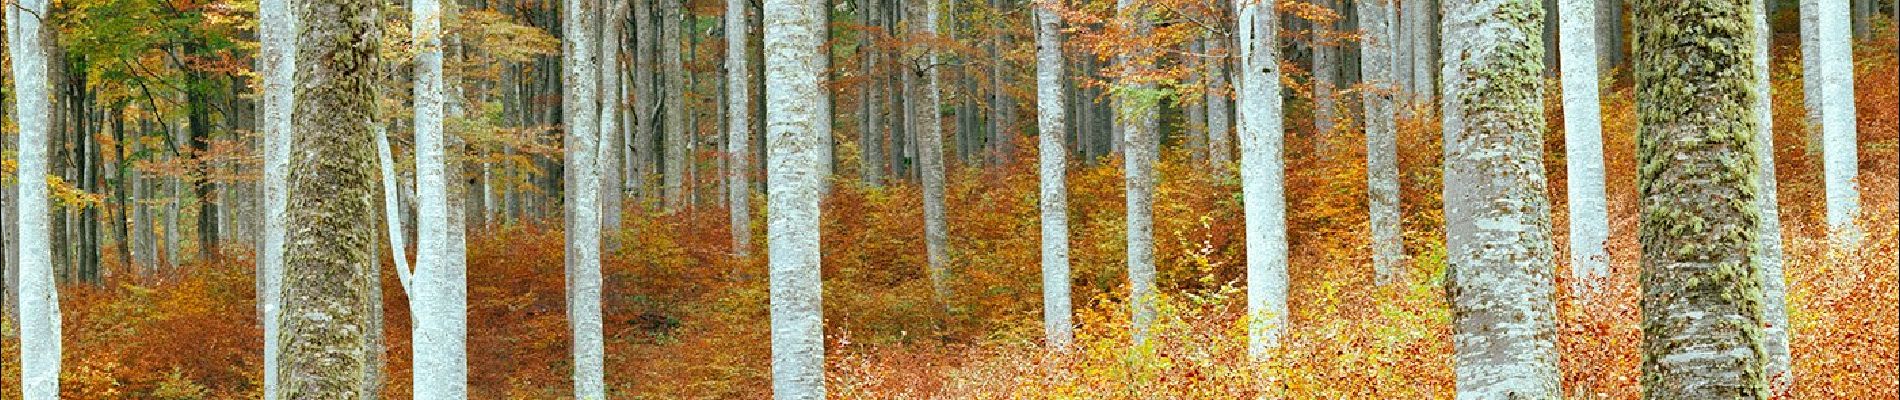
[3,25,1897,400]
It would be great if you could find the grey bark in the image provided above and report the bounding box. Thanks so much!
[411,0,469,394]
[600,0,629,238]
[1206,37,1233,169]
[1750,0,1791,389]
[257,0,296,395]
[765,0,830,397]
[1237,0,1288,361]
[1442,0,1561,397]
[1801,0,1861,244]
[277,0,382,394]
[1117,0,1161,345]
[1634,0,1772,396]
[911,0,954,311]
[562,0,607,395]
[662,0,687,210]
[1358,0,1403,283]
[1558,0,1608,290]
[728,0,754,256]
[1034,0,1073,350]
[10,0,63,395]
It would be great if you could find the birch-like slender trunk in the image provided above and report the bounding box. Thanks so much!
[1117,0,1161,345]
[727,0,753,257]
[1206,36,1233,169]
[411,0,468,394]
[1750,0,1790,389]
[765,0,829,397]
[1358,0,1403,284]
[600,0,628,237]
[1442,0,1560,397]
[1033,0,1072,350]
[1634,0,1771,396]
[256,0,296,396]
[1313,0,1338,138]
[633,0,657,202]
[1801,0,1861,244]
[911,0,954,312]
[1236,0,1287,361]
[10,0,62,396]
[662,0,687,210]
[561,0,606,396]
[1557,0,1608,291]
[278,0,381,393]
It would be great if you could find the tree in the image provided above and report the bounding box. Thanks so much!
[1118,0,1162,345]
[1801,0,1861,245]
[728,0,753,257]
[1235,0,1286,361]
[765,0,829,397]
[412,0,470,395]
[911,0,953,311]
[1442,0,1561,397]
[10,0,64,396]
[1312,0,1339,138]
[277,0,382,393]
[1634,0,1771,396]
[1358,0,1403,283]
[561,0,607,396]
[1033,0,1073,350]
[256,0,296,396]
[1749,0,1791,389]
[600,0,629,236]
[662,0,687,210]
[1557,0,1608,291]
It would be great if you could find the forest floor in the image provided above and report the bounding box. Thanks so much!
[4,37,1898,399]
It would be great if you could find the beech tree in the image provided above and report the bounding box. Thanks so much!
[765,0,830,397]
[1236,0,1287,361]
[561,0,606,396]
[1750,0,1791,388]
[1442,0,1561,396]
[1118,0,1162,344]
[412,0,469,395]
[1558,0,1609,290]
[911,0,953,310]
[11,0,64,396]
[727,0,754,257]
[1801,0,1861,244]
[1034,0,1073,350]
[256,0,295,396]
[1635,0,1772,396]
[1358,0,1403,283]
[277,0,382,394]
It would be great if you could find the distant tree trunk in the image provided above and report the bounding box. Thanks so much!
[256,0,297,395]
[185,64,220,261]
[911,0,954,312]
[277,0,381,393]
[1596,0,1623,68]
[1851,0,1871,39]
[662,0,688,210]
[1033,0,1072,350]
[562,0,607,395]
[633,0,657,203]
[1358,0,1402,283]
[765,0,830,397]
[1801,0,1861,244]
[1206,36,1233,169]
[1750,0,1791,390]
[375,127,411,294]
[1558,0,1608,291]
[989,0,1015,165]
[1236,0,1288,361]
[859,0,885,187]
[1117,0,1161,345]
[1634,0,1772,397]
[600,0,629,238]
[1313,0,1339,139]
[411,0,469,393]
[1442,0,1561,397]
[727,0,754,257]
[10,0,64,395]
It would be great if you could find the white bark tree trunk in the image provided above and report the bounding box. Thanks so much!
[1117,0,1161,345]
[561,0,606,396]
[662,0,687,210]
[911,0,953,311]
[411,0,468,394]
[1442,0,1561,397]
[1033,0,1073,350]
[765,0,829,397]
[1206,39,1232,169]
[1558,0,1608,291]
[1313,0,1339,138]
[599,0,628,237]
[376,127,412,294]
[256,0,296,396]
[1236,0,1288,362]
[9,0,62,396]
[1750,0,1791,390]
[1358,0,1403,284]
[727,0,753,257]
[1801,0,1861,244]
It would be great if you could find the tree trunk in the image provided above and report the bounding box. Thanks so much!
[562,0,606,395]
[728,0,754,257]
[1117,0,1161,345]
[600,0,629,238]
[633,0,657,204]
[1313,0,1338,139]
[1750,0,1791,389]
[277,0,382,394]
[1635,0,1773,396]
[1205,38,1232,170]
[662,0,687,210]
[1442,0,1561,397]
[411,0,469,393]
[911,0,954,313]
[1801,0,1862,244]
[1558,0,1609,291]
[1237,0,1288,361]
[1358,0,1402,284]
[1033,0,1072,351]
[256,0,296,395]
[765,0,830,397]
[10,0,64,395]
